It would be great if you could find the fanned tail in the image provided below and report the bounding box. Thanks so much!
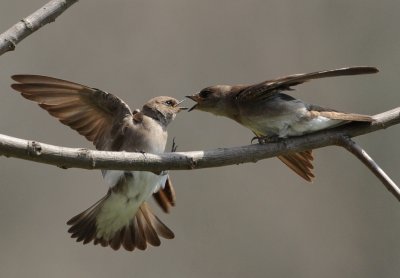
[278,150,315,182]
[67,193,174,251]
[153,176,176,213]
[279,110,373,181]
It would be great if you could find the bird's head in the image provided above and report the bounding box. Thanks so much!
[142,96,187,126]
[186,85,234,116]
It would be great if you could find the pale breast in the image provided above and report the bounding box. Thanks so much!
[238,95,309,137]
[122,115,168,153]
[101,114,168,192]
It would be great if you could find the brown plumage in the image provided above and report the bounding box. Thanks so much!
[11,75,132,149]
[278,151,315,182]
[11,75,186,251]
[187,66,378,182]
[153,177,176,213]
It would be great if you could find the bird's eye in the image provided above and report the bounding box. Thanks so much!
[199,90,212,98]
[165,100,175,106]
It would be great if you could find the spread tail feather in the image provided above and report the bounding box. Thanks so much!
[153,176,176,213]
[278,151,315,182]
[67,193,174,251]
[277,111,372,181]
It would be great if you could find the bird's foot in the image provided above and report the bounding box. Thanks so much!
[136,150,148,159]
[152,170,169,176]
[160,170,169,176]
[251,135,280,144]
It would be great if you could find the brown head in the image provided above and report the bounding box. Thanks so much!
[142,96,187,126]
[186,85,238,116]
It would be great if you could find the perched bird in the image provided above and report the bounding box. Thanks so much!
[11,75,186,251]
[187,67,378,181]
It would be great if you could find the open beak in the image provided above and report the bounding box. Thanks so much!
[175,99,188,112]
[186,94,199,112]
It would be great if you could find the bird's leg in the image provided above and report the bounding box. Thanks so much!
[250,136,261,144]
[171,137,178,152]
[133,148,147,156]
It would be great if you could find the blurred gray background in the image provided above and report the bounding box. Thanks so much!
[1,0,400,277]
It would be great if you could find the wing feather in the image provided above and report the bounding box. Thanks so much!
[236,67,378,102]
[11,75,133,150]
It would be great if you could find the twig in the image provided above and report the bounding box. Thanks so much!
[0,107,399,172]
[338,136,400,201]
[0,0,78,56]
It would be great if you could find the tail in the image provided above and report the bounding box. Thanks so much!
[278,150,315,182]
[277,110,372,181]
[67,192,174,251]
[153,176,176,213]
[307,106,374,122]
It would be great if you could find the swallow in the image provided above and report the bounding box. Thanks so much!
[187,67,378,181]
[11,75,187,251]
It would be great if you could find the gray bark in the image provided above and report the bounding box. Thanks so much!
[0,0,78,56]
[0,107,398,172]
[338,136,400,201]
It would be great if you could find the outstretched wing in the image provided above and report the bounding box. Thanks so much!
[11,75,133,150]
[236,67,379,102]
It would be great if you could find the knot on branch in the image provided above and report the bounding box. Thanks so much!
[27,141,42,156]
[20,19,34,31]
[3,38,16,51]
[77,148,96,168]
[188,157,198,169]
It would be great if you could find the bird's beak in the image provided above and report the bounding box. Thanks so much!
[175,99,188,112]
[186,94,200,112]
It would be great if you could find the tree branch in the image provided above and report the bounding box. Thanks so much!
[0,107,399,172]
[0,0,78,56]
[2,2,397,199]
[337,136,400,201]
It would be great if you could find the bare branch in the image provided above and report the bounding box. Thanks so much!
[0,107,399,172]
[338,136,400,201]
[0,0,78,56]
